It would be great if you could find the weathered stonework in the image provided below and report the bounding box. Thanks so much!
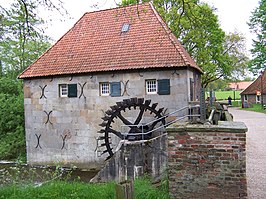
[167,121,247,199]
[91,134,167,183]
[24,69,200,169]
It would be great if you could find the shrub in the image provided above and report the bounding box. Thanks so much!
[0,78,25,160]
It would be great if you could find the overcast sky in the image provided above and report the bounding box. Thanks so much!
[204,0,259,53]
[42,0,259,54]
[1,0,260,54]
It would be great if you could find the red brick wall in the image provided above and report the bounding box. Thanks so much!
[167,122,247,199]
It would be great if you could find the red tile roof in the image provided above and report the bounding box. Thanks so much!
[241,70,266,95]
[228,81,252,90]
[18,3,201,79]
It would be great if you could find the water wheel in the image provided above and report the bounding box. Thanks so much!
[98,97,166,160]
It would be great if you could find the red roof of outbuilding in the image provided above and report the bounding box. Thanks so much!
[18,3,201,79]
[228,81,252,90]
[241,70,266,95]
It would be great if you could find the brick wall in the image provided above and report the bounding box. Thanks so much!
[167,122,247,199]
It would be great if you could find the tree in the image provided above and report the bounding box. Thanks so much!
[0,1,51,78]
[248,0,266,74]
[223,32,249,80]
[0,0,65,160]
[120,0,249,87]
[0,77,25,160]
[207,79,229,91]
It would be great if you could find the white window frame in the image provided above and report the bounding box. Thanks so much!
[146,79,157,94]
[59,84,68,97]
[100,82,110,96]
[256,95,261,104]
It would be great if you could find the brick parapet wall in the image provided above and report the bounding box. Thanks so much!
[167,122,247,199]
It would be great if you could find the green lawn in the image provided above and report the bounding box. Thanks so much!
[242,103,266,114]
[0,178,169,199]
[230,101,266,114]
[205,90,241,101]
[205,91,266,114]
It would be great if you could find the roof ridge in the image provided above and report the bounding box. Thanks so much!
[149,2,197,68]
[240,69,266,94]
[18,3,153,79]
[18,3,201,79]
[82,2,150,15]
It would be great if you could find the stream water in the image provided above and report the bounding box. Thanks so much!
[0,161,99,187]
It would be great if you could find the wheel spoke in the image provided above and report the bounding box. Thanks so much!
[107,128,124,139]
[134,107,145,125]
[129,127,142,134]
[148,119,163,131]
[99,98,166,159]
[117,112,133,126]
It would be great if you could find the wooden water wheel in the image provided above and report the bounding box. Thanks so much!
[98,97,166,160]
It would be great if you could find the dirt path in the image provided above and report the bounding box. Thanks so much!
[229,107,266,199]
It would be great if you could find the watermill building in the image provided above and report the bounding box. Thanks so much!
[18,3,202,169]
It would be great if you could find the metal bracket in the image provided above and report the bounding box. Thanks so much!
[121,80,130,96]
[172,70,179,76]
[44,110,53,124]
[78,82,87,98]
[39,85,47,99]
[35,134,42,149]
[69,75,73,81]
[61,134,67,150]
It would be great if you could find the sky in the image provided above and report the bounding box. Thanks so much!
[1,0,260,53]
[203,0,259,53]
[42,0,259,55]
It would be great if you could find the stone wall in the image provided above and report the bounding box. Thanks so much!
[91,134,167,183]
[23,68,199,169]
[167,121,247,199]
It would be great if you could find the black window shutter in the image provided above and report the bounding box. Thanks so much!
[110,82,121,97]
[68,84,77,97]
[158,79,170,95]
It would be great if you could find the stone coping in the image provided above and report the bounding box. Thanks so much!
[166,121,248,133]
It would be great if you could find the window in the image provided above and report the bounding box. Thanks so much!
[59,84,77,98]
[121,23,130,33]
[146,79,157,94]
[59,84,68,97]
[244,95,248,101]
[256,95,261,103]
[100,83,110,96]
[100,82,121,97]
[146,79,170,95]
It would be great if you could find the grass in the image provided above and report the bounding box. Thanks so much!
[231,100,242,107]
[229,101,266,114]
[206,90,241,100]
[134,178,169,199]
[0,178,169,199]
[205,91,266,114]
[0,181,115,199]
[242,103,266,114]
